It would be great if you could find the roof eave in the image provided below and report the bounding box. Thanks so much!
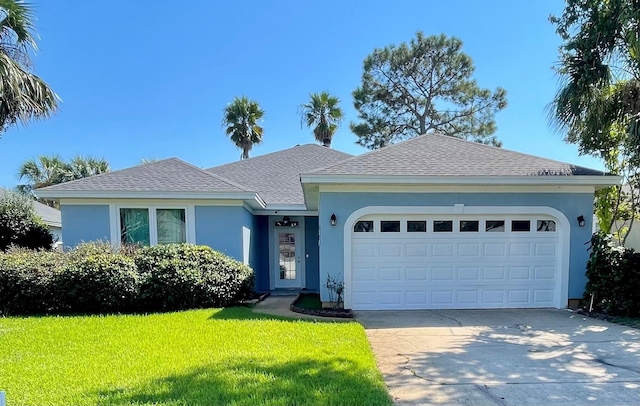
[35,190,267,209]
[300,174,621,189]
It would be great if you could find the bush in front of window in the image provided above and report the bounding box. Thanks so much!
[0,242,254,315]
[134,244,254,311]
[0,249,65,315]
[585,232,640,317]
[55,252,141,313]
[0,192,54,252]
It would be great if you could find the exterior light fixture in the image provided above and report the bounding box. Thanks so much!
[577,215,585,227]
[330,213,337,226]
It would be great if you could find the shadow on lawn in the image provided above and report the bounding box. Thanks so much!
[208,306,343,323]
[96,357,390,406]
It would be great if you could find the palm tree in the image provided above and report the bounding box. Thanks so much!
[222,96,264,160]
[300,92,343,147]
[0,0,58,135]
[66,156,110,180]
[17,155,67,194]
[17,155,110,207]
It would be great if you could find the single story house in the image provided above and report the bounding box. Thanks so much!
[1,187,62,245]
[36,134,619,310]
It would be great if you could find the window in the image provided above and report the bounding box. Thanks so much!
[460,220,479,232]
[354,221,374,232]
[407,220,427,232]
[485,220,505,232]
[433,220,453,232]
[381,221,400,232]
[157,209,186,244]
[511,220,531,232]
[537,220,556,232]
[119,207,187,245]
[120,208,150,245]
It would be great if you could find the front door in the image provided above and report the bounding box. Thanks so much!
[274,228,304,288]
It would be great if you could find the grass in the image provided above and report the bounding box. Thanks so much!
[0,307,390,406]
[293,292,323,310]
[611,316,640,329]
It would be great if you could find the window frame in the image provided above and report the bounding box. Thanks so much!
[433,220,453,232]
[380,220,401,233]
[116,205,190,246]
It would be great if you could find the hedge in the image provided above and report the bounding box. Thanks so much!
[585,232,640,316]
[135,244,254,311]
[0,243,255,315]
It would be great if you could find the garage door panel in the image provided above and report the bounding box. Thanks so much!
[405,290,428,305]
[534,266,556,280]
[509,242,532,256]
[432,291,454,305]
[483,242,507,256]
[458,243,481,256]
[483,267,506,279]
[458,267,480,280]
[379,244,402,257]
[535,242,557,256]
[350,213,562,310]
[432,267,454,280]
[432,243,454,256]
[353,243,375,257]
[379,267,402,281]
[406,267,428,280]
[352,267,375,281]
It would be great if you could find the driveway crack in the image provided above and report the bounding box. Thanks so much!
[430,310,463,327]
[593,358,640,375]
[475,384,510,406]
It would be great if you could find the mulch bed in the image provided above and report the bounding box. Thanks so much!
[290,293,353,318]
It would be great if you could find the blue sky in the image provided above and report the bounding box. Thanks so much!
[0,0,601,189]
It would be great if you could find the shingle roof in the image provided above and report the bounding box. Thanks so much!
[0,188,61,227]
[309,133,606,177]
[207,144,353,205]
[37,158,248,193]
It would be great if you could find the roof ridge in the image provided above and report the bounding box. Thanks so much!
[427,133,604,172]
[170,158,251,192]
[308,133,603,174]
[206,143,348,171]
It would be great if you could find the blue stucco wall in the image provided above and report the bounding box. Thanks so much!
[195,206,246,261]
[304,216,320,291]
[318,192,594,303]
[61,205,111,249]
[253,216,270,292]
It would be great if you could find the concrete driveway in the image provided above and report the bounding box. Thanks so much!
[357,309,640,405]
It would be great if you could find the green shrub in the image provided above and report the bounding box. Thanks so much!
[0,249,65,315]
[0,192,53,251]
[134,244,254,311]
[0,243,254,315]
[56,251,140,313]
[585,232,640,316]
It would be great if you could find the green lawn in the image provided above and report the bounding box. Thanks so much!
[0,308,390,406]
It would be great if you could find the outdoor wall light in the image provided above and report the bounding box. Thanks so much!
[577,215,586,227]
[330,213,337,226]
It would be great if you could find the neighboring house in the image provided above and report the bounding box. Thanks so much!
[36,134,619,310]
[1,187,62,245]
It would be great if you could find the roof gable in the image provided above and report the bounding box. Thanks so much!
[36,158,248,194]
[207,144,353,205]
[309,134,606,177]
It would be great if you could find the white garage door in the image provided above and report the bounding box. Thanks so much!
[350,214,562,310]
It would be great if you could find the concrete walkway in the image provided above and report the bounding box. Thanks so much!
[357,309,640,406]
[252,295,350,322]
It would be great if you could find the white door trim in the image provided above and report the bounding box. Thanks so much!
[270,216,306,290]
[342,205,571,309]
